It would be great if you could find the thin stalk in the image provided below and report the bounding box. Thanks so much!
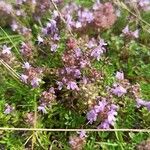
[0,59,20,80]
[113,0,150,34]
[0,35,21,40]
[0,128,149,132]
[0,26,24,62]
[31,93,38,150]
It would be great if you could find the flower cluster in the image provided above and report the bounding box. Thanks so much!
[4,103,14,115]
[38,87,56,113]
[93,2,117,29]
[20,42,33,58]
[34,0,51,16]
[10,21,31,37]
[89,38,107,61]
[86,97,118,129]
[110,71,130,97]
[136,98,150,111]
[138,0,150,11]
[0,45,11,58]
[25,112,34,125]
[0,1,13,15]
[41,18,60,52]
[131,83,141,99]
[0,45,15,65]
[125,0,150,11]
[1,0,149,134]
[122,25,139,39]
[57,67,81,90]
[56,36,105,91]
[61,1,117,30]
[69,131,87,150]
[131,83,150,111]
[57,38,90,91]
[20,62,43,87]
[63,40,90,67]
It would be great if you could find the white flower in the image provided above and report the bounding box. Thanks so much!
[75,21,82,28]
[20,74,28,83]
[2,45,11,55]
[30,77,41,87]
[38,106,47,114]
[115,71,124,80]
[37,35,44,44]
[22,62,31,69]
[122,25,129,34]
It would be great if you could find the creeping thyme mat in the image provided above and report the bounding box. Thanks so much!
[0,0,150,149]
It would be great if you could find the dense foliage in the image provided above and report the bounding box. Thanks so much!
[0,0,150,149]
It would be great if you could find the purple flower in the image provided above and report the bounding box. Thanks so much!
[80,59,90,68]
[53,0,62,3]
[107,109,117,125]
[57,81,63,90]
[65,14,74,28]
[49,87,55,94]
[86,98,118,128]
[111,84,127,97]
[78,9,94,24]
[47,19,58,34]
[30,77,41,87]
[87,38,97,48]
[4,104,14,115]
[93,0,101,10]
[98,103,118,129]
[42,19,58,37]
[74,69,81,78]
[75,48,82,57]
[94,99,107,113]
[2,45,11,55]
[42,28,48,35]
[51,44,58,52]
[131,30,139,38]
[122,25,129,34]
[90,38,106,60]
[0,1,13,14]
[38,105,47,114]
[136,98,150,111]
[81,76,88,84]
[138,0,150,11]
[77,130,87,139]
[98,120,110,129]
[21,27,31,34]
[139,0,150,7]
[69,139,76,146]
[11,21,18,32]
[67,81,79,90]
[86,109,98,124]
[22,62,31,70]
[122,25,139,38]
[91,45,104,61]
[20,74,28,83]
[115,71,124,80]
[99,39,107,47]
[53,34,60,41]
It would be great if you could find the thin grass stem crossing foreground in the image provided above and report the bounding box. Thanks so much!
[0,128,149,132]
